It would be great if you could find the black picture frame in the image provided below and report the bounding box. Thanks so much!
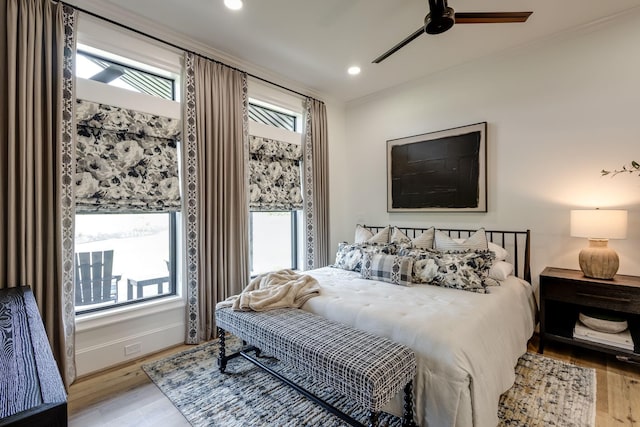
[387,122,487,212]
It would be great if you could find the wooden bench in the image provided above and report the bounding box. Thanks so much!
[0,287,67,427]
[215,307,417,427]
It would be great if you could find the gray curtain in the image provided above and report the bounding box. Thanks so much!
[182,52,249,343]
[303,98,330,269]
[0,0,77,386]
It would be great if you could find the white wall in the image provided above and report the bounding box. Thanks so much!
[325,98,349,260]
[336,10,640,284]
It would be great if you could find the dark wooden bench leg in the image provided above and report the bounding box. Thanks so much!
[367,411,379,427]
[402,381,416,427]
[218,327,227,373]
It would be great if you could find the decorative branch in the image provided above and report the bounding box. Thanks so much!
[601,160,640,177]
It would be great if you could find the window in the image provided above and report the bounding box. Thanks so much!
[248,100,303,275]
[250,211,301,274]
[249,102,297,131]
[74,48,181,314]
[74,213,177,312]
[76,50,175,100]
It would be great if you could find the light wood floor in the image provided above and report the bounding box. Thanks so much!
[68,337,640,426]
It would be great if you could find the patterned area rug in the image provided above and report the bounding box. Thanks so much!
[143,338,596,427]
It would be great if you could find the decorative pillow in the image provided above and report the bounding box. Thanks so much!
[354,224,390,244]
[360,253,414,287]
[434,228,488,251]
[397,246,432,259]
[390,226,410,244]
[488,260,513,281]
[390,226,435,249]
[333,242,395,272]
[354,224,373,243]
[333,242,362,271]
[488,242,509,261]
[450,239,507,261]
[404,248,495,293]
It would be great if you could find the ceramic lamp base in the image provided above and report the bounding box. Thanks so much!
[578,239,619,280]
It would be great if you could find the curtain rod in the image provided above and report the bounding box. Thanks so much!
[59,1,323,104]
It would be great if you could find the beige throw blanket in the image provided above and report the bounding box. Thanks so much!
[217,269,320,312]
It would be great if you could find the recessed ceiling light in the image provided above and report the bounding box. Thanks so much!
[348,66,361,76]
[224,0,243,10]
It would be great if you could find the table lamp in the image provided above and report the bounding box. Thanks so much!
[570,209,628,279]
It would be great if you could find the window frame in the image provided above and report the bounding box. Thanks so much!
[73,212,179,315]
[74,46,181,315]
[247,97,303,275]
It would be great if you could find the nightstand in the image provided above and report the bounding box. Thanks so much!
[539,267,640,363]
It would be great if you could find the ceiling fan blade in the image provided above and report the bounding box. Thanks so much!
[454,11,532,24]
[372,26,425,64]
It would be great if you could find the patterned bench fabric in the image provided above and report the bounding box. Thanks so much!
[216,307,416,412]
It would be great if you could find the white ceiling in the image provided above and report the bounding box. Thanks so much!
[74,0,640,103]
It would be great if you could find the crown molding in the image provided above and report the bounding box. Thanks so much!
[65,0,327,102]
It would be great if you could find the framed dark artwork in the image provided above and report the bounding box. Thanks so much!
[387,122,487,212]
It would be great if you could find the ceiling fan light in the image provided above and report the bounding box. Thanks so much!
[424,7,455,34]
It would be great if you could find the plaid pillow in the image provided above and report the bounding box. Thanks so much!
[360,253,414,286]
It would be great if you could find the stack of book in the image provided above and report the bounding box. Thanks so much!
[573,320,634,351]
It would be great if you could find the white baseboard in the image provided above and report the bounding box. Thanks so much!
[75,320,184,376]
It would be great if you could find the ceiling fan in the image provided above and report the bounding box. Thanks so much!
[372,0,533,64]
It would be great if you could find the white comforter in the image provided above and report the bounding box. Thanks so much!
[302,267,536,427]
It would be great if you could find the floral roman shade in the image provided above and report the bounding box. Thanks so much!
[75,99,181,212]
[249,135,303,211]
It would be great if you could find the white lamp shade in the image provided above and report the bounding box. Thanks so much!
[570,209,628,239]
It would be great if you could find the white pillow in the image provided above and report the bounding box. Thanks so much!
[354,224,390,244]
[390,226,410,244]
[390,226,434,249]
[434,228,488,251]
[354,224,373,243]
[488,261,513,281]
[488,242,509,261]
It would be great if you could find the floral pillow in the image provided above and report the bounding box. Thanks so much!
[333,242,396,272]
[399,248,495,293]
[360,253,414,287]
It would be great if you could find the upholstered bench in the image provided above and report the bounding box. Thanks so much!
[215,307,417,427]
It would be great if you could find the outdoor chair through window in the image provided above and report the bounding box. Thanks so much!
[75,250,122,307]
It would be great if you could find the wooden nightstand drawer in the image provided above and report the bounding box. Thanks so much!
[541,279,640,314]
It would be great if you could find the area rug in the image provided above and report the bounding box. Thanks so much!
[143,338,596,427]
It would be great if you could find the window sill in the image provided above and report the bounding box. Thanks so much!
[75,295,185,333]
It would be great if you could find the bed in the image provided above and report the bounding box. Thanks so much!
[300,226,537,427]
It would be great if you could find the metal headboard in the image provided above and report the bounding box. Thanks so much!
[364,226,531,283]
